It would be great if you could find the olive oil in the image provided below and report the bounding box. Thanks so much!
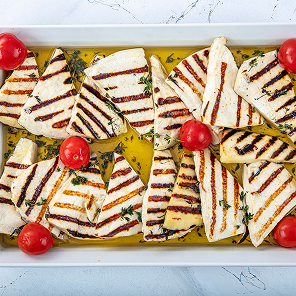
[2,45,295,248]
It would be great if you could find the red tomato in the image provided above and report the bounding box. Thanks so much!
[180,119,212,151]
[278,38,296,73]
[0,33,27,71]
[272,216,296,248]
[18,222,53,255]
[59,136,90,170]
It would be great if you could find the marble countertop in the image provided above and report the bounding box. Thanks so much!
[1,0,296,295]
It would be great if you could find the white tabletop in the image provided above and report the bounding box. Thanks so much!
[1,0,296,295]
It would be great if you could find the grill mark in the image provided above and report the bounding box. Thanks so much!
[0,113,19,119]
[192,53,207,74]
[233,178,240,222]
[107,175,139,194]
[104,86,118,91]
[27,52,35,58]
[256,137,277,158]
[7,175,17,179]
[2,90,31,95]
[285,149,296,161]
[158,96,182,105]
[236,96,243,127]
[112,93,151,104]
[92,65,148,80]
[198,150,205,190]
[210,62,227,125]
[121,107,153,115]
[221,129,238,144]
[0,184,11,192]
[154,156,173,161]
[81,167,101,174]
[86,194,96,210]
[202,101,209,117]
[30,89,76,112]
[48,212,91,226]
[171,193,199,203]
[236,131,252,143]
[62,190,102,200]
[151,183,174,189]
[268,83,293,102]
[85,180,105,189]
[254,176,293,223]
[144,231,180,240]
[71,122,83,134]
[249,161,270,183]
[249,59,279,82]
[147,208,166,214]
[34,110,64,122]
[114,156,125,164]
[148,195,170,202]
[25,157,59,216]
[50,53,66,64]
[76,113,100,139]
[153,169,176,176]
[263,70,288,88]
[146,219,164,226]
[64,77,73,84]
[209,153,217,239]
[178,182,197,190]
[179,173,197,181]
[154,87,160,93]
[77,103,114,138]
[0,197,14,205]
[275,96,296,112]
[173,67,202,98]
[5,77,38,83]
[257,191,296,240]
[130,119,154,128]
[66,229,97,239]
[166,205,201,215]
[203,50,209,58]
[252,166,284,194]
[248,103,253,126]
[53,202,85,213]
[158,109,191,119]
[52,118,70,129]
[182,59,206,88]
[16,165,37,207]
[0,101,24,108]
[5,162,30,170]
[220,166,228,233]
[16,65,38,70]
[164,123,183,130]
[110,167,132,180]
[271,142,289,159]
[234,134,265,155]
[39,65,70,81]
[83,82,107,103]
[99,219,139,238]
[181,163,195,170]
[275,110,296,124]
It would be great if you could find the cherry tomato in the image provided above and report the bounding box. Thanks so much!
[59,136,90,170]
[18,222,53,255]
[0,33,27,71]
[278,38,296,73]
[180,119,212,151]
[272,216,296,248]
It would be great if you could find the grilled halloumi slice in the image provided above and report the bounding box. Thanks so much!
[166,48,222,144]
[243,161,296,247]
[220,129,296,163]
[0,138,37,235]
[194,148,245,242]
[234,50,296,145]
[95,153,145,238]
[18,48,77,139]
[11,156,70,239]
[84,48,154,137]
[47,153,106,239]
[142,150,192,241]
[201,37,262,128]
[0,51,39,128]
[67,55,127,139]
[150,55,194,150]
[163,153,202,231]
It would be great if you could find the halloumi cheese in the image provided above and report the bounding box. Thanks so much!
[0,138,37,235]
[234,50,296,145]
[18,48,77,139]
[150,55,194,150]
[84,48,155,137]
[0,51,39,128]
[163,153,202,231]
[201,37,262,128]
[47,153,106,239]
[67,55,127,139]
[11,156,70,239]
[95,153,145,238]
[194,148,245,242]
[243,161,296,247]
[166,48,222,144]
[142,149,192,241]
[220,129,296,163]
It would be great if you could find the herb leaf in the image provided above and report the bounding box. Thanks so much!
[219,199,231,210]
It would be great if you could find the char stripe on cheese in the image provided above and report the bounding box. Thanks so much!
[263,69,288,88]
[158,97,181,105]
[52,118,70,129]
[192,53,207,73]
[5,162,30,169]
[66,229,97,239]
[121,107,153,115]
[166,205,201,215]
[249,58,279,82]
[34,110,64,122]
[0,197,14,205]
[47,213,94,227]
[249,161,270,183]
[182,59,206,88]
[99,220,140,238]
[49,53,66,64]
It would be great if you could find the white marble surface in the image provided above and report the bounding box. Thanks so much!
[1,0,296,295]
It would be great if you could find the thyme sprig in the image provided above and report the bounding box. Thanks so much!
[248,50,265,71]
[120,205,142,222]
[25,197,47,207]
[139,127,181,145]
[219,199,231,210]
[105,94,121,114]
[140,74,152,96]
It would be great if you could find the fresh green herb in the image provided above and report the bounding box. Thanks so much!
[10,224,26,237]
[249,58,258,70]
[174,72,179,78]
[167,186,173,192]
[219,199,231,210]
[252,50,265,57]
[108,118,119,126]
[27,92,32,98]
[239,205,249,212]
[68,49,87,83]
[274,89,287,96]
[278,123,293,131]
[80,159,99,171]
[57,167,61,172]
[249,51,265,71]
[140,74,152,96]
[235,225,241,229]
[120,205,142,222]
[292,167,296,174]
[25,197,47,207]
[72,175,88,186]
[28,73,36,78]
[239,191,246,202]
[135,211,142,222]
[105,181,109,191]
[251,107,256,113]
[105,95,121,114]
[35,96,41,103]
[242,212,254,225]
[166,53,174,63]
[140,127,181,145]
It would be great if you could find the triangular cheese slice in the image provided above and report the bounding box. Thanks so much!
[67,55,127,139]
[18,48,77,139]
[0,138,37,235]
[163,153,202,230]
[194,148,245,242]
[47,153,106,239]
[220,129,296,163]
[11,156,70,239]
[243,161,296,247]
[150,55,194,150]
[201,37,262,128]
[0,51,39,128]
[166,48,222,144]
[142,149,192,241]
[84,48,155,137]
[95,153,145,238]
[235,50,296,145]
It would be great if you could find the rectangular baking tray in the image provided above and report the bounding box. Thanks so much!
[1,23,296,267]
